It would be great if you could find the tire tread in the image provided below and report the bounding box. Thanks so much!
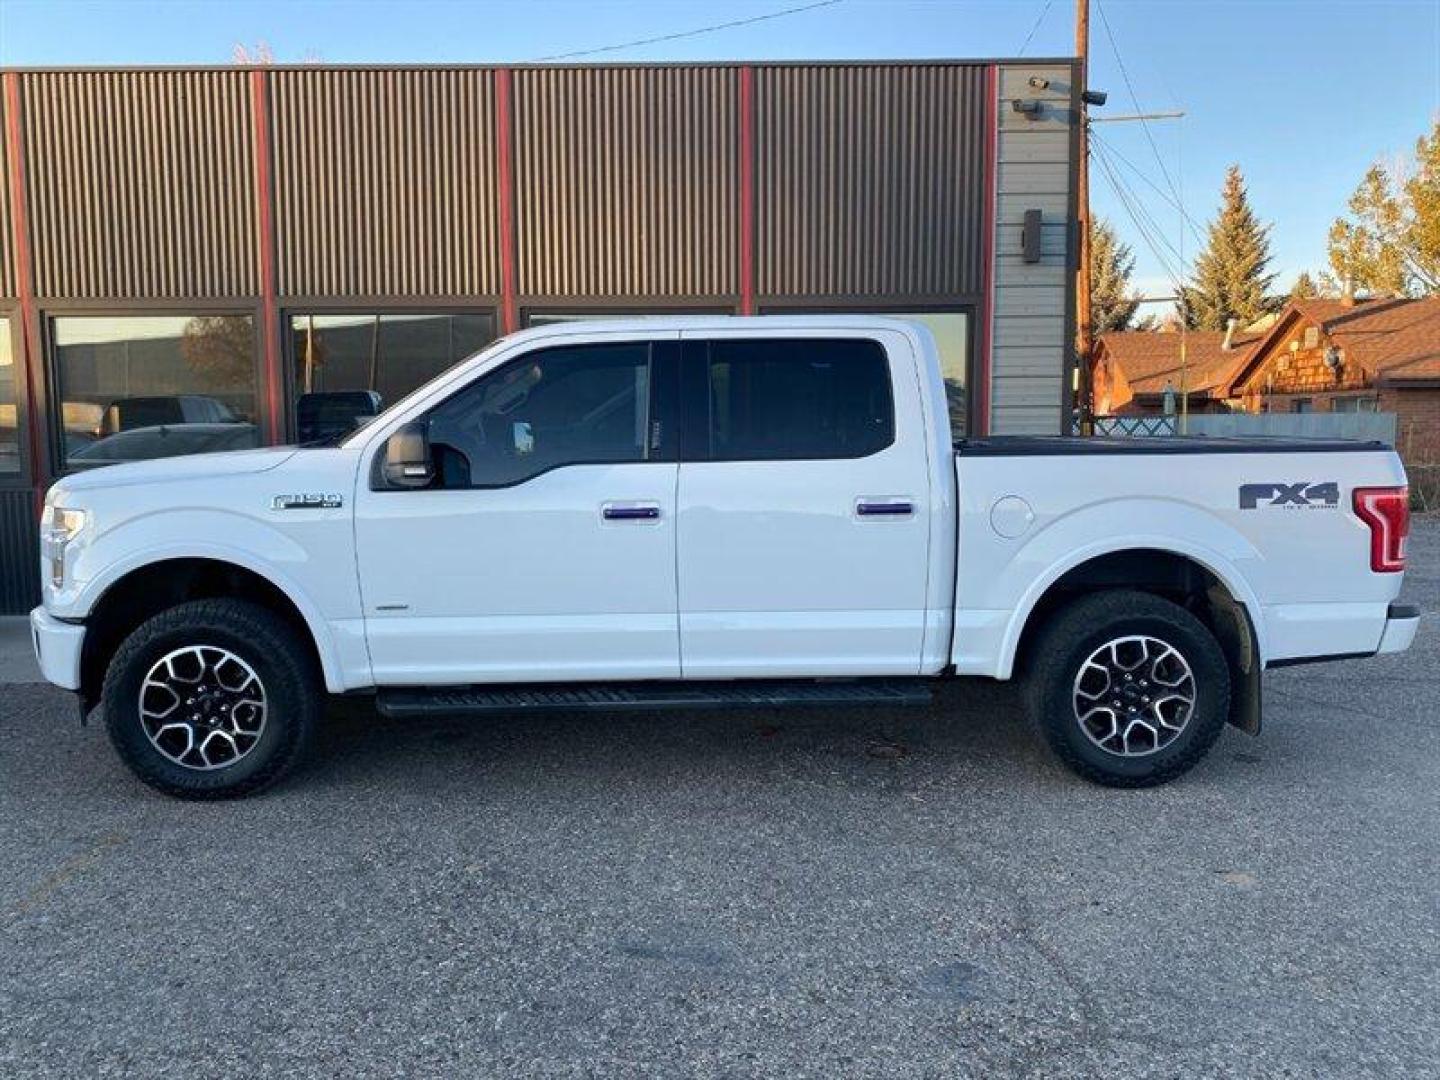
[102,599,320,799]
[1024,589,1230,788]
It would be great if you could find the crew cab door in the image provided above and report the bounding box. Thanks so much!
[353,335,681,684]
[675,330,932,677]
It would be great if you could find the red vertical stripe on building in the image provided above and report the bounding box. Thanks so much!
[975,64,999,437]
[3,73,45,516]
[249,69,283,444]
[738,66,756,316]
[495,68,519,333]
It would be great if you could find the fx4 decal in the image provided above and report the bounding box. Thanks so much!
[1238,481,1340,510]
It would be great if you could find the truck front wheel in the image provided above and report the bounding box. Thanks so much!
[1024,590,1231,788]
[101,599,321,799]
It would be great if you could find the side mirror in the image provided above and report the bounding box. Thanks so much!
[381,421,433,489]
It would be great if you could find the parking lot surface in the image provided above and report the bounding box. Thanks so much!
[2,521,1437,1078]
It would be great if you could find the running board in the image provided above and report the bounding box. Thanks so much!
[375,679,933,719]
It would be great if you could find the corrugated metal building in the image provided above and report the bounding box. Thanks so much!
[0,59,1080,613]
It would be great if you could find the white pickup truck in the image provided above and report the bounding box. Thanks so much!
[30,316,1419,798]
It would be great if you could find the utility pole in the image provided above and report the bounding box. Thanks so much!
[1074,0,1092,434]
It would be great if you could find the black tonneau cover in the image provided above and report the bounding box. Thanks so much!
[956,436,1392,456]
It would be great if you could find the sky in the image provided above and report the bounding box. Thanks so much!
[1,0,1437,306]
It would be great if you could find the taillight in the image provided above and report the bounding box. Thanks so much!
[1353,487,1409,573]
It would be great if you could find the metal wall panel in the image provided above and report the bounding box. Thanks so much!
[271,68,501,298]
[0,88,14,299]
[513,66,739,299]
[755,64,989,299]
[989,62,1078,436]
[22,71,257,299]
[0,490,38,612]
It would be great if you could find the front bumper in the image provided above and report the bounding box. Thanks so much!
[1377,602,1421,655]
[30,606,85,690]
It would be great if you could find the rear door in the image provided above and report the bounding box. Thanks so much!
[675,330,932,677]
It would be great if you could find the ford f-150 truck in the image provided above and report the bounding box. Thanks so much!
[30,316,1419,798]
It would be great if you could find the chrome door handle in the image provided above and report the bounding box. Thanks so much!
[602,502,661,521]
[856,500,914,517]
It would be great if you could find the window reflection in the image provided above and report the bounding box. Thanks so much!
[53,315,259,470]
[0,318,18,477]
[891,312,969,441]
[289,313,495,443]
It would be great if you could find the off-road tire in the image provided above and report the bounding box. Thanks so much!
[1024,589,1231,788]
[102,599,321,799]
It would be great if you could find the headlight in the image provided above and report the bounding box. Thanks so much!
[40,506,88,589]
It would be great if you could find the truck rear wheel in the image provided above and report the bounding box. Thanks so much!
[102,599,320,799]
[1024,590,1230,788]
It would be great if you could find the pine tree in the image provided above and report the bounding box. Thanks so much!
[1288,271,1320,300]
[1286,271,1340,302]
[1181,165,1277,330]
[1089,218,1140,334]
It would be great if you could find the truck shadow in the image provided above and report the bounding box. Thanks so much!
[302,678,1064,794]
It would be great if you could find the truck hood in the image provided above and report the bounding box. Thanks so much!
[50,446,301,497]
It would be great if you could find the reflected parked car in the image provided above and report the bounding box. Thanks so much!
[100,394,239,434]
[67,422,260,468]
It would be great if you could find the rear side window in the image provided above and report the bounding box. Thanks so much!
[702,339,893,460]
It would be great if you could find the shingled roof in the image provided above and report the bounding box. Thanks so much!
[1220,296,1440,392]
[1309,297,1440,382]
[1094,329,1261,398]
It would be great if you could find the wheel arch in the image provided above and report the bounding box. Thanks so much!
[78,555,343,713]
[1003,542,1266,697]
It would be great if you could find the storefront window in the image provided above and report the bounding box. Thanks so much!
[893,312,969,441]
[289,313,495,443]
[525,311,679,327]
[1,317,19,477]
[52,315,259,470]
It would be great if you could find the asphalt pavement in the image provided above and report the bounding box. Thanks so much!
[1,521,1436,1078]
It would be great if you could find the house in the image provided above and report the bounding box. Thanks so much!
[1090,327,1260,415]
[1219,297,1440,461]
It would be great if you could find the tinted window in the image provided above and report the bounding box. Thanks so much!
[0,317,18,477]
[760,310,969,439]
[705,339,893,460]
[425,343,653,488]
[290,313,496,443]
[52,315,259,470]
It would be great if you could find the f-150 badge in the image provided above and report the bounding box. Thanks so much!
[271,493,344,510]
[1238,482,1339,510]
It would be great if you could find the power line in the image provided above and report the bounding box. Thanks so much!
[1091,130,1204,247]
[534,0,844,62]
[1092,139,1187,270]
[1095,0,1184,213]
[1091,139,1188,291]
[1017,0,1054,56]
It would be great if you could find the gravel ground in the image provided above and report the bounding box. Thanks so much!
[1,521,1436,1078]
